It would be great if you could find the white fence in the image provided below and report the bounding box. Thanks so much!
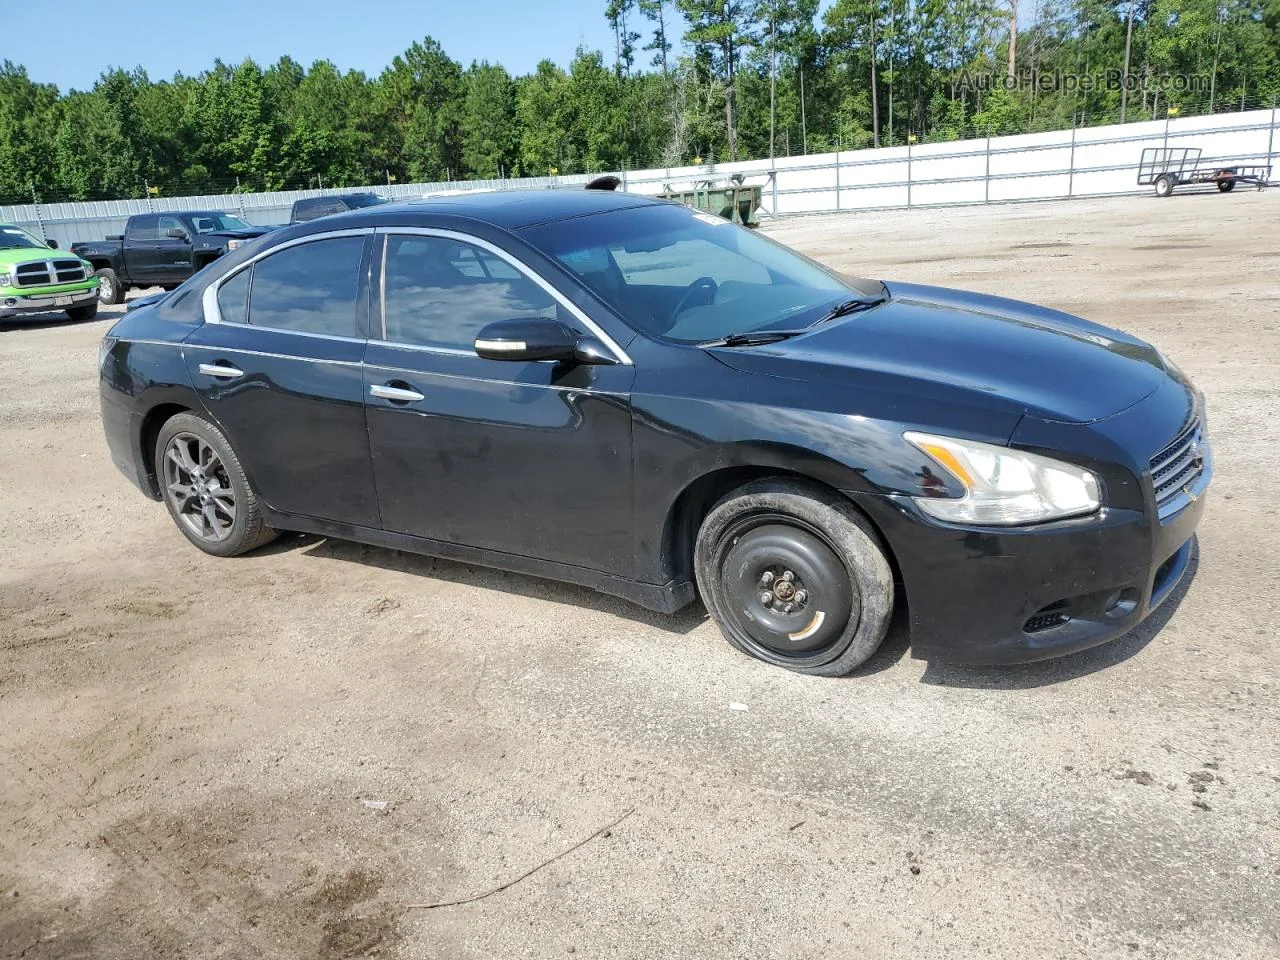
[3,108,1276,250]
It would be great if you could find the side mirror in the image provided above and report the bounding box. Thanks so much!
[46,238,59,249]
[167,227,190,241]
[474,318,614,364]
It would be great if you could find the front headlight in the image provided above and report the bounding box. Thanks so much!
[905,431,1101,525]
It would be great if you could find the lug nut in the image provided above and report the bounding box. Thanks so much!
[760,571,775,586]
[760,592,773,605]
[780,570,795,582]
[783,602,794,613]
[795,590,807,603]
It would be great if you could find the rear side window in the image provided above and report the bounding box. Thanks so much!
[246,236,365,337]
[127,215,158,240]
[381,235,560,350]
[217,268,250,324]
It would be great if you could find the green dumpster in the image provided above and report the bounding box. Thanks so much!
[659,182,762,226]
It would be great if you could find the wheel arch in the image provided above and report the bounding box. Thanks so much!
[138,402,194,498]
[658,458,901,593]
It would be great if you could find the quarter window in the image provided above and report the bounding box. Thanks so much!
[217,268,251,324]
[381,235,561,350]
[246,236,365,337]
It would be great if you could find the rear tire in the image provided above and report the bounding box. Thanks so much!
[1154,174,1176,198]
[1217,179,1235,192]
[95,267,124,304]
[694,479,894,676]
[66,303,98,322]
[155,412,277,558]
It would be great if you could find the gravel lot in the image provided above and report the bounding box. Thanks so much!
[2,191,1278,960]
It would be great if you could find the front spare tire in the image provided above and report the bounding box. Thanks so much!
[694,479,894,676]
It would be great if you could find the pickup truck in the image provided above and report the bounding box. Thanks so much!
[72,211,275,305]
[1,223,100,323]
[290,192,389,223]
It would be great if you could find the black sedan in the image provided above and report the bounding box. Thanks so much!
[99,190,1210,675]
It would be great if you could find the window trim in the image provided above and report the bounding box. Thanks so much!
[374,227,632,365]
[202,228,371,343]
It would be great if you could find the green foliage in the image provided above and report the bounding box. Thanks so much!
[3,4,1279,205]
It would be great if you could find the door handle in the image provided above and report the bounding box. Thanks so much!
[198,362,245,379]
[370,383,425,403]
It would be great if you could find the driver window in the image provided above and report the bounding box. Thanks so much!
[610,237,770,287]
[158,216,186,239]
[381,235,565,350]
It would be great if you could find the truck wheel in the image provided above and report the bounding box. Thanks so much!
[95,268,124,305]
[66,303,98,322]
[1154,174,1176,198]
[694,478,894,676]
[1217,179,1235,193]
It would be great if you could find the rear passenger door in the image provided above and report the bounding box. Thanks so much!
[122,215,161,285]
[182,229,382,527]
[362,229,637,572]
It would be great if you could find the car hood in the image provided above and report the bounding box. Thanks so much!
[198,227,274,241]
[708,281,1168,425]
[0,247,80,267]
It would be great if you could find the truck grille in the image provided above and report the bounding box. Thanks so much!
[1150,416,1206,511]
[13,259,87,287]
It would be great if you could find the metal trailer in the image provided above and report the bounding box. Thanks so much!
[1138,147,1272,197]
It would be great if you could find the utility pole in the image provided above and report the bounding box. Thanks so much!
[1008,0,1018,79]
[1120,0,1135,122]
[770,0,777,161]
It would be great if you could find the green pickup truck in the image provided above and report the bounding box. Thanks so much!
[1,223,100,323]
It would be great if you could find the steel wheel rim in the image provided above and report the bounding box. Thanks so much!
[99,275,113,300]
[163,432,236,542]
[714,513,859,668]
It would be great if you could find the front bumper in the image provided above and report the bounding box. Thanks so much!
[0,285,99,319]
[855,490,1205,664]
[851,377,1211,665]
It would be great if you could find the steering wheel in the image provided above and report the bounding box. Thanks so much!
[672,276,718,318]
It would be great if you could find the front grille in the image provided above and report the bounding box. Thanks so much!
[1024,612,1070,633]
[11,259,86,287]
[53,259,86,283]
[1150,416,1206,510]
[14,261,52,286]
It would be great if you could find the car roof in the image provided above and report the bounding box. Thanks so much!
[141,211,236,218]
[386,188,661,230]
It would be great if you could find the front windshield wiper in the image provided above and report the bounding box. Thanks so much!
[699,329,811,348]
[810,295,886,326]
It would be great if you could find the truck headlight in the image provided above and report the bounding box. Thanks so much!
[905,431,1101,525]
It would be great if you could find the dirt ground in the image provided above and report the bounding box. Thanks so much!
[2,191,1278,960]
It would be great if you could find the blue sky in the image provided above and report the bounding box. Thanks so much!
[11,0,626,92]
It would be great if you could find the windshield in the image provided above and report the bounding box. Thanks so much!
[190,214,252,234]
[0,225,46,250]
[345,195,390,209]
[520,203,855,343]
